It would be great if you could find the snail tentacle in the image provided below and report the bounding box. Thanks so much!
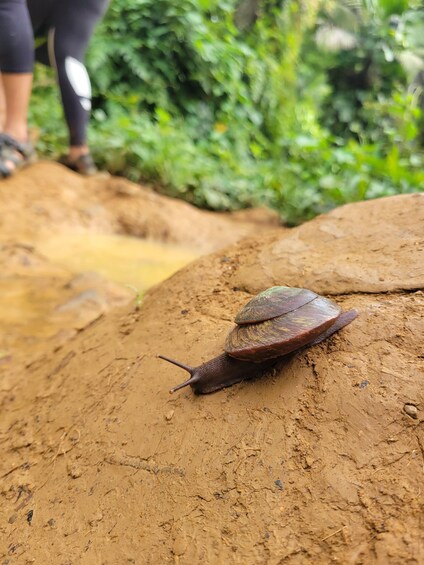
[169,376,200,393]
[157,355,194,375]
[157,355,200,393]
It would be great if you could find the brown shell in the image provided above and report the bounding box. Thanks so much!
[225,296,342,362]
[234,286,317,325]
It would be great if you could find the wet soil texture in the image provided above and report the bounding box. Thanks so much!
[0,163,423,564]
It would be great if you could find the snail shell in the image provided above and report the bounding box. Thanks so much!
[226,291,341,361]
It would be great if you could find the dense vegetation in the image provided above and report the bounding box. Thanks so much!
[31,0,424,225]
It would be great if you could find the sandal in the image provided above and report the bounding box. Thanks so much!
[0,133,37,179]
[58,153,97,176]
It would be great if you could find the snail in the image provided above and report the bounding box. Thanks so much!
[159,286,358,394]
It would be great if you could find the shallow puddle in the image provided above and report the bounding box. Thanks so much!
[0,273,71,363]
[0,234,201,361]
[0,278,61,328]
[35,233,201,292]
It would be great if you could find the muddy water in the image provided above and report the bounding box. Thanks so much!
[35,233,201,292]
[0,234,201,361]
[0,273,69,361]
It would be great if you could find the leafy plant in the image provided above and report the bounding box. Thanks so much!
[30,0,424,226]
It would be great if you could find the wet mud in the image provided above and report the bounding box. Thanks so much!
[0,165,423,564]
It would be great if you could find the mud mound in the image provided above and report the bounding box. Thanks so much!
[0,162,280,252]
[229,193,423,294]
[1,193,423,564]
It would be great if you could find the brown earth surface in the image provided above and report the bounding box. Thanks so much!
[0,164,423,564]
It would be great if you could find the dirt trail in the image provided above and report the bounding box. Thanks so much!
[0,161,280,250]
[0,162,279,368]
[0,165,423,564]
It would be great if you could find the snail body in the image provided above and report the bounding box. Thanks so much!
[159,286,357,394]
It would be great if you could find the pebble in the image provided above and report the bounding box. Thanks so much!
[112,180,139,196]
[67,463,83,479]
[172,535,187,556]
[403,404,418,419]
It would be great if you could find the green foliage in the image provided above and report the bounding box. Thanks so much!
[30,0,424,225]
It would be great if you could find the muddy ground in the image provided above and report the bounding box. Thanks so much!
[0,164,423,564]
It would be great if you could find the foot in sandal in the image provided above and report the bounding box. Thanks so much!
[0,133,36,179]
[58,152,97,176]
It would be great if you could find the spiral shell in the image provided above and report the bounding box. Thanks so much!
[225,287,342,362]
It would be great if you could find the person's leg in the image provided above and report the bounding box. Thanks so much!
[1,73,33,142]
[0,0,34,142]
[33,0,109,172]
[0,0,35,176]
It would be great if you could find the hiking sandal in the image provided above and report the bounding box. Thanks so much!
[0,133,37,178]
[58,153,97,175]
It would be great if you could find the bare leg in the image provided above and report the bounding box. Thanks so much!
[0,73,33,176]
[0,0,35,177]
[1,72,32,142]
[69,144,90,160]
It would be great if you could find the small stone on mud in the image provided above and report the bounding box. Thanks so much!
[275,479,284,490]
[304,455,315,469]
[112,180,140,196]
[165,410,174,421]
[403,404,418,419]
[172,535,187,556]
[67,463,83,479]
